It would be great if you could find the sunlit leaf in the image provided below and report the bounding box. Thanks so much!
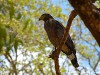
[16,13,22,20]
[23,19,31,30]
[9,33,16,44]
[14,38,18,52]
[0,25,7,53]
[9,3,15,20]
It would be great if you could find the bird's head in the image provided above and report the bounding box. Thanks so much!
[39,13,54,22]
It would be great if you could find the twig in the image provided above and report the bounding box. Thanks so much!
[49,10,77,75]
[79,22,100,74]
[49,60,55,75]
[38,63,45,75]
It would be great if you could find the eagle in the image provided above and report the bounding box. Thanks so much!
[39,13,79,68]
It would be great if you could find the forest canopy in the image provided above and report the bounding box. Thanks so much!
[0,0,100,75]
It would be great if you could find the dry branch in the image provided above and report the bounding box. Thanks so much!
[49,10,77,75]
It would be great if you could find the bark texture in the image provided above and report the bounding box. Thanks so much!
[68,0,100,46]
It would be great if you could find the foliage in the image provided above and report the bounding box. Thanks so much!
[0,0,100,75]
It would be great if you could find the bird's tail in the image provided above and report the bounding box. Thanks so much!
[67,52,79,68]
[62,50,79,68]
[61,45,79,68]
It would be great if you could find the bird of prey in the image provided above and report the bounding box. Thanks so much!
[39,13,79,68]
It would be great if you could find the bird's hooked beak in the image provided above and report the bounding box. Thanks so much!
[39,17,41,21]
[39,15,45,21]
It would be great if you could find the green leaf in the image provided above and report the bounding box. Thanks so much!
[14,38,18,52]
[16,13,22,20]
[6,45,11,53]
[0,25,7,53]
[9,4,15,20]
[18,39,23,45]
[0,25,7,39]
[23,19,31,30]
[0,40,4,53]
[9,33,16,44]
[14,38,23,52]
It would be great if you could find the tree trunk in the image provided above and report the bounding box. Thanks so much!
[68,0,100,46]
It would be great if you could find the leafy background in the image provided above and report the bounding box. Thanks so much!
[0,0,100,75]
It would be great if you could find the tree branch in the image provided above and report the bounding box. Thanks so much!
[4,52,18,75]
[79,24,100,74]
[68,0,100,46]
[49,10,77,75]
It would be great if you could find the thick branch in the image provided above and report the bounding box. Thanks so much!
[68,0,100,46]
[91,0,96,3]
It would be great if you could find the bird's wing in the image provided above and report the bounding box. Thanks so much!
[51,20,76,54]
[66,34,76,54]
[50,20,65,38]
